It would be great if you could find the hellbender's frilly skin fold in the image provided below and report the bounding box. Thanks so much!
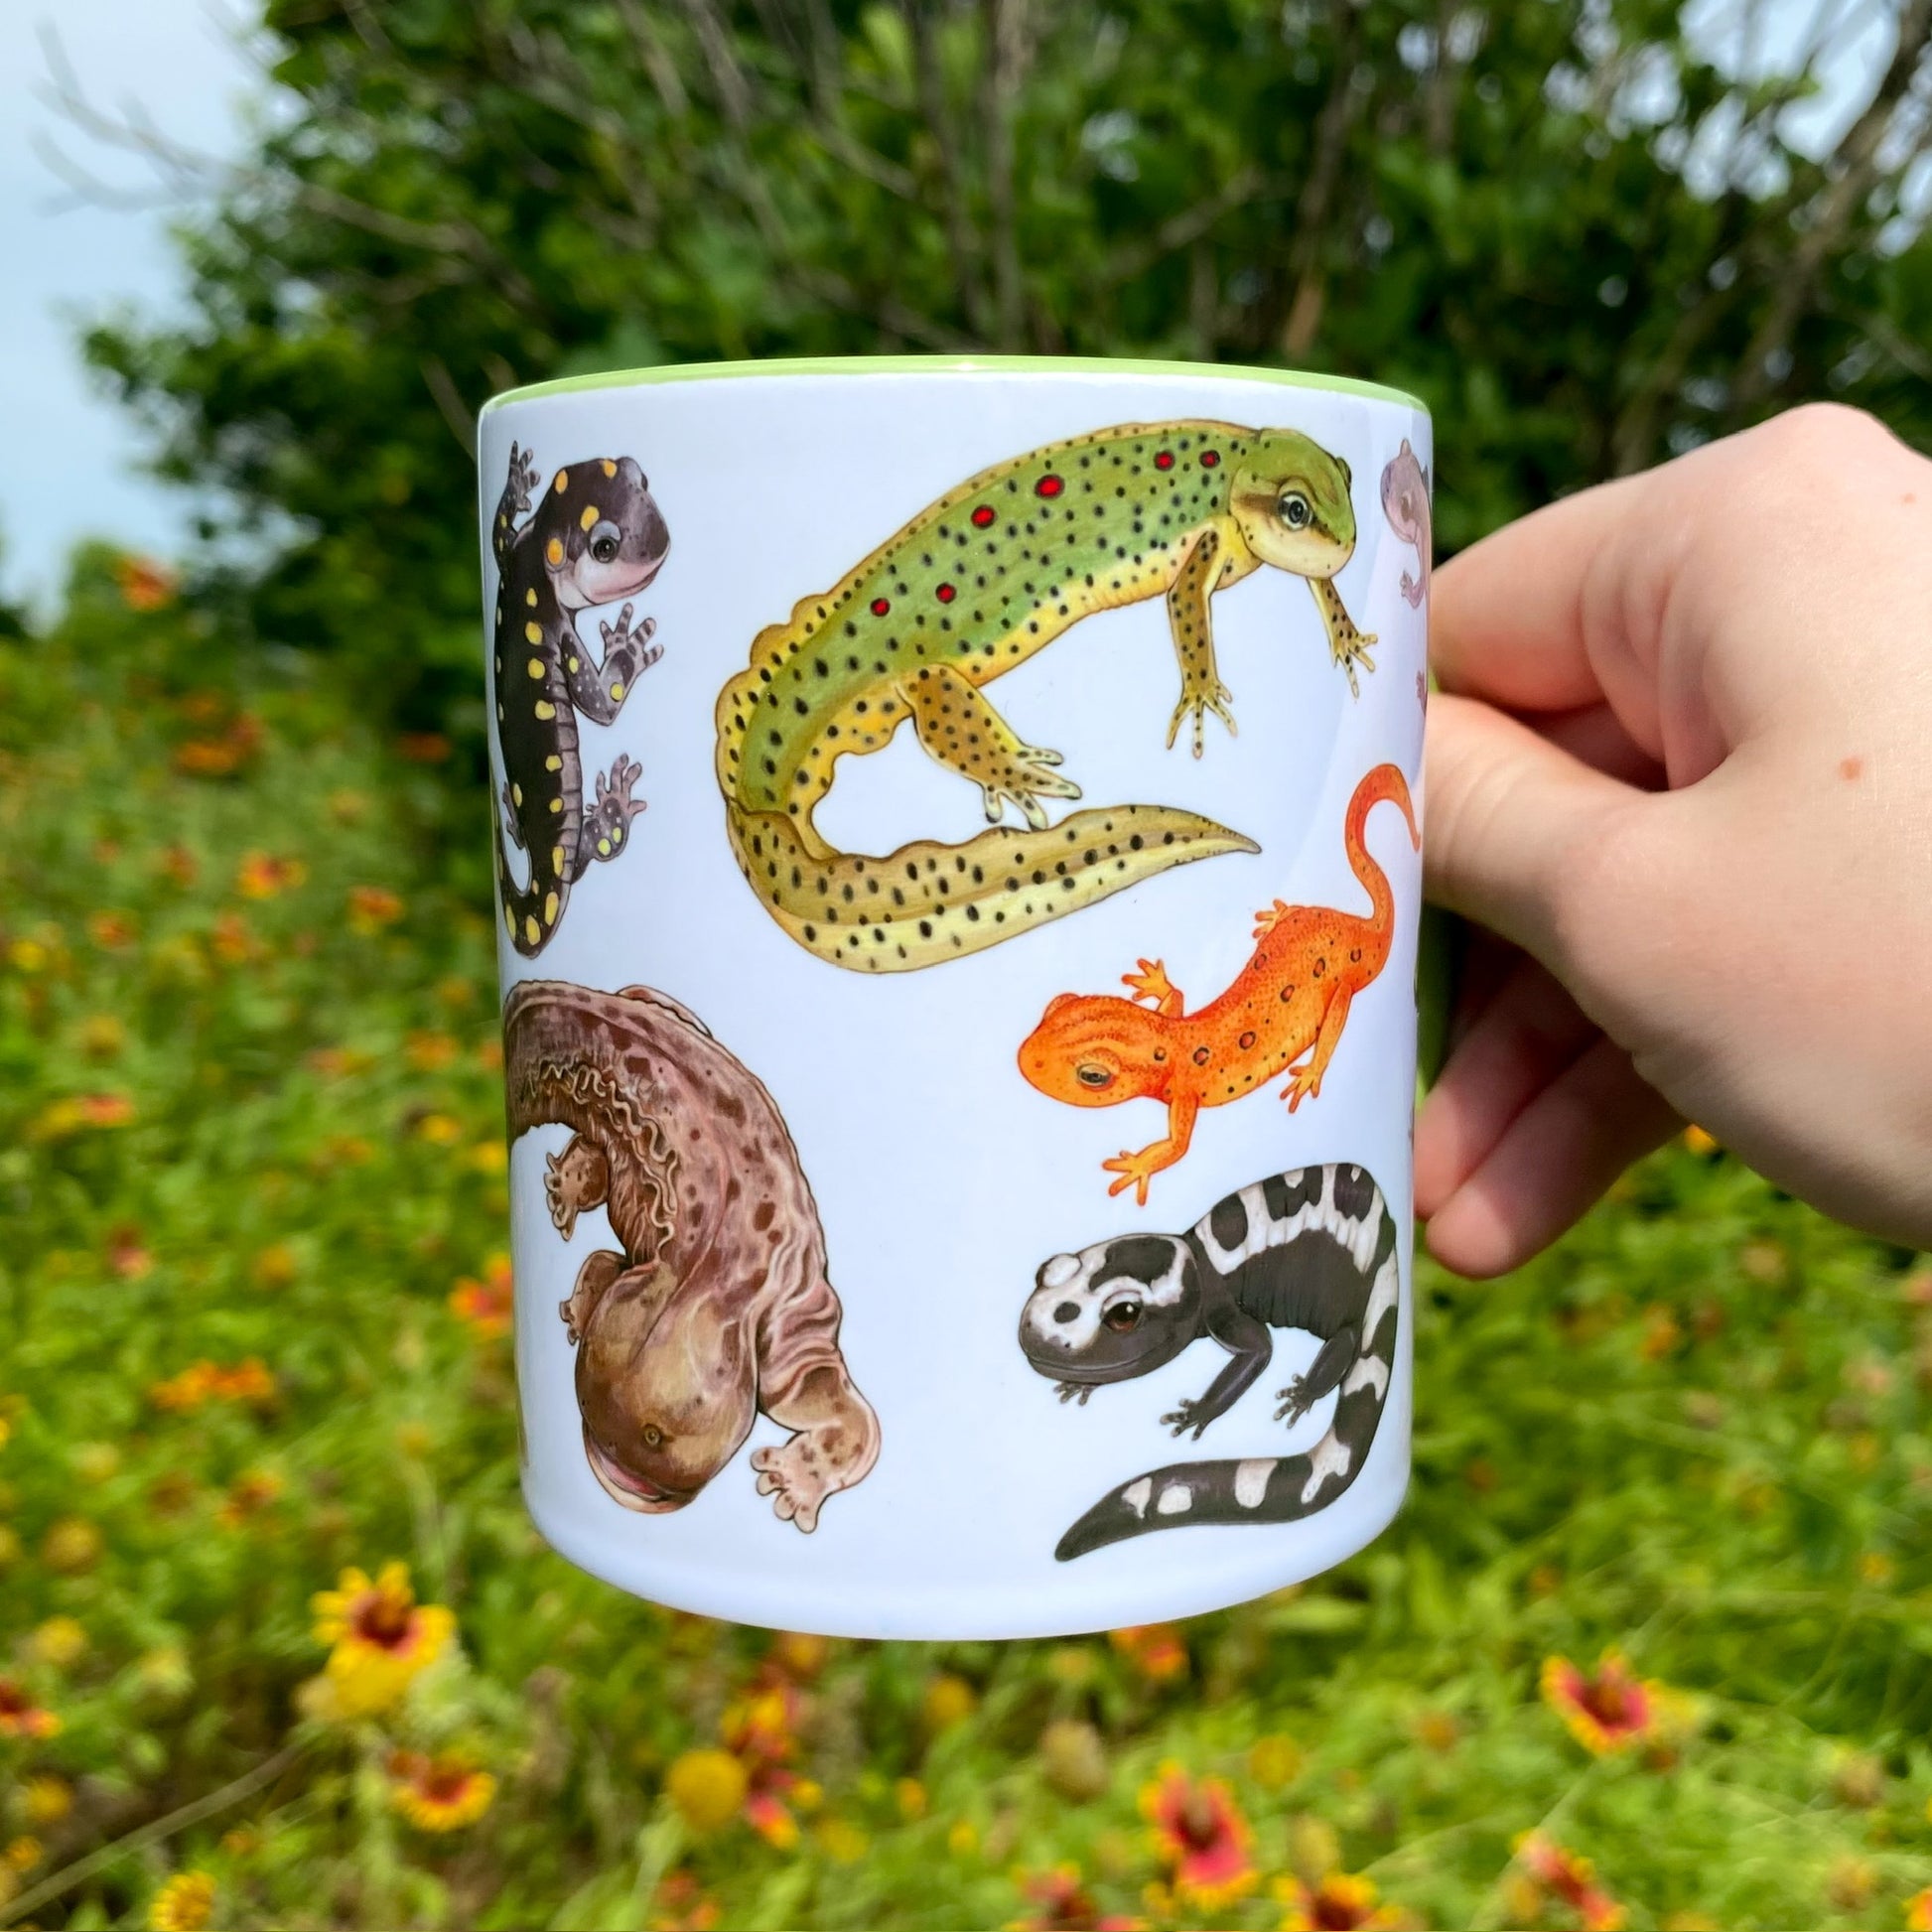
[714,421,1376,973]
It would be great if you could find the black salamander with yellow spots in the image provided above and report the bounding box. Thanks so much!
[490,444,670,956]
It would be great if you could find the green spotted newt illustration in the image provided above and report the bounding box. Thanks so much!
[714,422,1375,974]
[490,444,670,957]
[1018,763,1419,1203]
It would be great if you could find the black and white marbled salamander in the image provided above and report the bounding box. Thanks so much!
[1020,1162,1398,1561]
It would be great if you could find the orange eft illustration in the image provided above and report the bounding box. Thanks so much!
[1018,762,1419,1203]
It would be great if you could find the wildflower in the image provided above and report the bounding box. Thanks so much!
[652,1868,723,1931]
[1827,1856,1875,1911]
[397,732,452,763]
[1540,1651,1674,1755]
[1109,1623,1187,1681]
[1639,1306,1682,1361]
[1248,1732,1303,1787]
[1906,1887,1932,1931]
[1512,1833,1626,1932]
[0,1678,60,1739]
[450,1255,513,1338]
[896,1777,927,1819]
[4,1839,39,1871]
[159,845,200,887]
[1274,1871,1405,1931]
[149,1358,276,1413]
[468,1139,509,1174]
[82,1014,126,1059]
[87,910,136,949]
[107,1225,152,1279]
[72,1441,119,1482]
[347,887,404,934]
[252,1244,298,1290]
[815,1817,868,1863]
[665,1748,749,1833]
[948,1819,980,1857]
[722,1679,808,1846]
[387,1749,496,1832]
[135,1646,193,1701]
[1013,1863,1146,1930]
[923,1671,977,1729]
[235,851,307,899]
[175,715,261,777]
[310,1562,455,1717]
[406,1031,460,1070]
[1139,1762,1256,1910]
[1412,1710,1459,1753]
[38,1093,136,1137]
[218,1827,259,1857]
[1039,1718,1110,1801]
[208,912,258,965]
[23,1776,71,1825]
[148,1870,216,1931]
[415,1113,465,1146]
[41,1517,102,1574]
[217,1470,285,1527]
[31,1617,87,1668]
[116,555,177,611]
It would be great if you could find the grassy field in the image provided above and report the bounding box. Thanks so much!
[4,555,1932,1931]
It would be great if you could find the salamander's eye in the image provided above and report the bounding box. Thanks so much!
[1075,1062,1114,1089]
[1102,1297,1143,1332]
[641,1425,663,1449]
[589,520,622,564]
[1279,489,1312,530]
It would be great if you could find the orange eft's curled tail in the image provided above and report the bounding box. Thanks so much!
[1344,761,1421,943]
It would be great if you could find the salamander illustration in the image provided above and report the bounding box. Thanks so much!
[1020,1163,1398,1561]
[1019,763,1418,1203]
[504,980,880,1531]
[490,444,670,956]
[714,422,1377,974]
[1379,440,1431,609]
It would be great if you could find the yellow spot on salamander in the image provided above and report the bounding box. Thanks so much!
[546,537,563,567]
[567,656,580,673]
[611,826,622,844]
[503,903,514,937]
[525,588,537,607]
[579,504,601,531]
[525,621,542,645]
[524,915,541,946]
[601,459,617,478]
[535,701,556,720]
[549,797,563,813]
[597,837,612,857]
[610,682,624,702]
[553,470,568,492]
[551,845,565,875]
[543,892,559,925]
[527,656,545,679]
[511,783,523,806]
[544,755,562,771]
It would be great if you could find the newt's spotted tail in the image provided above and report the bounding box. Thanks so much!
[726,805,1258,975]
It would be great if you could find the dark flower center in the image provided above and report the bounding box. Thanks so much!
[353,1593,414,1649]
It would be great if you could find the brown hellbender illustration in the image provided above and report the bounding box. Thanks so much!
[504,980,880,1531]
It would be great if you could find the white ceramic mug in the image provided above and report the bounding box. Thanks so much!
[479,356,1431,1639]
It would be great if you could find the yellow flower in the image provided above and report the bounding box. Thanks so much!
[310,1562,455,1718]
[816,1817,868,1863]
[347,887,404,934]
[387,1750,496,1832]
[1247,1733,1302,1788]
[31,1617,87,1668]
[923,1672,977,1729]
[41,1517,102,1575]
[148,1870,216,1931]
[665,1748,748,1833]
[4,1838,41,1871]
[415,1113,464,1146]
[235,851,307,899]
[947,1820,980,1858]
[896,1777,927,1820]
[23,1777,71,1826]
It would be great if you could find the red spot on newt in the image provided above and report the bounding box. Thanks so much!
[971,505,996,528]
[1200,450,1220,468]
[1035,475,1063,498]
[1154,451,1174,471]
[871,597,891,616]
[936,584,956,604]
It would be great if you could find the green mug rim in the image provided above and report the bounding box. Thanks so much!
[480,353,1430,420]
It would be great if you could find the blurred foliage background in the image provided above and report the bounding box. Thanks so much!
[6,0,1932,1927]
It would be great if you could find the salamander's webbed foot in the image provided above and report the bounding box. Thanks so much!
[567,604,662,724]
[1162,1396,1213,1440]
[1165,678,1238,760]
[544,1136,611,1240]
[1054,1381,1093,1407]
[576,755,646,874]
[505,441,540,517]
[1310,577,1377,698]
[499,779,527,850]
[903,663,1081,832]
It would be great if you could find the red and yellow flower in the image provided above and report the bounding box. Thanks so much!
[449,1255,513,1338]
[1539,1651,1678,1756]
[1906,1885,1932,1931]
[722,1679,808,1848]
[1139,1762,1256,1910]
[347,886,405,933]
[1512,1833,1626,1931]
[386,1749,496,1832]
[0,1678,59,1740]
[149,1357,278,1413]
[235,851,307,899]
[116,554,178,611]
[1109,1623,1188,1682]
[310,1562,455,1717]
[1273,1871,1407,1931]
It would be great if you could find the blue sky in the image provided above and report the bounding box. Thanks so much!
[0,1,1904,614]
